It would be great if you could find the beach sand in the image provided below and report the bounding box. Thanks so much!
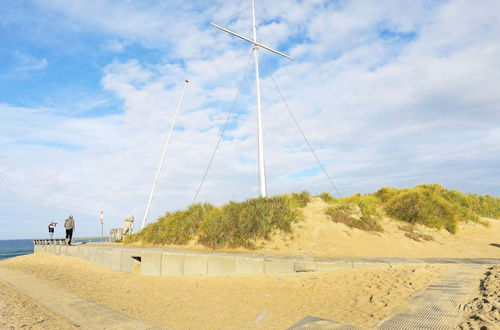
[1,253,447,329]
[0,279,73,329]
[1,198,498,328]
[459,265,500,329]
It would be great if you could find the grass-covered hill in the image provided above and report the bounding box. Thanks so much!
[124,184,500,248]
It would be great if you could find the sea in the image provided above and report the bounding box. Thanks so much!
[0,237,107,261]
[0,239,34,261]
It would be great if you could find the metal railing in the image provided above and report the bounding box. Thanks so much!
[33,239,67,246]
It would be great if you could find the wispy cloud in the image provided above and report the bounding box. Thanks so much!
[0,0,499,239]
[12,52,48,72]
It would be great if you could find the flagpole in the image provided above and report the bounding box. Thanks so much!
[211,0,293,198]
[141,80,189,230]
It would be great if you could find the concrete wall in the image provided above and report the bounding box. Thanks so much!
[35,244,391,277]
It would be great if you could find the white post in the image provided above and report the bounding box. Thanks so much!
[99,211,104,242]
[141,80,189,230]
[252,0,267,198]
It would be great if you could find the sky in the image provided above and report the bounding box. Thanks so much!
[0,0,499,239]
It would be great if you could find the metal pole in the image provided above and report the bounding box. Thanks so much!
[99,211,104,243]
[252,0,267,198]
[141,80,189,230]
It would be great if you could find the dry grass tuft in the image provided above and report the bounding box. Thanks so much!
[325,194,383,232]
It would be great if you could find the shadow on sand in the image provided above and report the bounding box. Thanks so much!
[489,243,500,248]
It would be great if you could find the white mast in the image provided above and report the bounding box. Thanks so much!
[141,80,189,230]
[251,0,266,197]
[211,0,293,198]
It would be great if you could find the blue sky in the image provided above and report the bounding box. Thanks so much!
[1,0,499,239]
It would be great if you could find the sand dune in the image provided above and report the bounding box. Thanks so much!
[259,198,500,258]
[131,198,500,259]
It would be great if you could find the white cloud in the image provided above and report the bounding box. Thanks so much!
[13,52,48,72]
[1,0,499,239]
[103,39,125,53]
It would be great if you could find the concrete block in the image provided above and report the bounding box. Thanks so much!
[94,249,105,266]
[79,246,89,261]
[84,247,97,263]
[264,258,295,273]
[67,245,78,257]
[208,255,235,276]
[97,249,114,270]
[293,261,317,272]
[109,249,122,272]
[119,250,141,273]
[74,246,82,257]
[235,257,264,274]
[316,262,352,272]
[48,245,55,254]
[141,252,163,275]
[352,262,387,269]
[161,253,184,276]
[184,254,208,276]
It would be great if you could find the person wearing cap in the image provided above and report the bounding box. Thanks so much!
[64,215,75,245]
[48,221,57,239]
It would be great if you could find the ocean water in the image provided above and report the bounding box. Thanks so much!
[0,238,105,261]
[0,239,34,261]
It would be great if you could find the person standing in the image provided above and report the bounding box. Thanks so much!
[48,221,57,239]
[64,215,75,245]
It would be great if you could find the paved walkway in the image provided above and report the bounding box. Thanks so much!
[377,264,485,329]
[0,267,164,330]
[288,265,487,329]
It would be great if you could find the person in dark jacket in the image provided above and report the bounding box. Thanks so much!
[48,221,57,239]
[64,216,75,245]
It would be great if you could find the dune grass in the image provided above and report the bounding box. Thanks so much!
[124,193,307,249]
[126,184,498,248]
[325,193,383,232]
[323,184,498,234]
[318,192,335,203]
[399,225,434,242]
[382,184,495,233]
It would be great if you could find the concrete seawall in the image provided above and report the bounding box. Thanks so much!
[33,243,500,277]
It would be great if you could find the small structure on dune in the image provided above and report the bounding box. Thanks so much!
[110,215,134,242]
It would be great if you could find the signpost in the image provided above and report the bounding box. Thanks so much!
[99,211,104,242]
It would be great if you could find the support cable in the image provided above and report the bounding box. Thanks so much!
[269,73,343,198]
[214,6,252,26]
[254,6,283,48]
[192,52,254,204]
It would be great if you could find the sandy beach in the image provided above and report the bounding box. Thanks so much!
[0,279,73,330]
[1,253,448,329]
[1,199,498,329]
